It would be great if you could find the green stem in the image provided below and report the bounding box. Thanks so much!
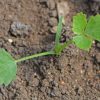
[15,40,73,63]
[15,51,55,63]
[60,39,73,52]
[65,39,73,47]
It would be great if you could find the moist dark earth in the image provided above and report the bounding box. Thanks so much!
[0,0,100,100]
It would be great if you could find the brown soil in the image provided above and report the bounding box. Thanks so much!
[0,0,100,100]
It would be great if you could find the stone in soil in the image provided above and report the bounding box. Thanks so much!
[48,17,57,27]
[47,0,56,10]
[49,10,57,17]
[50,26,57,34]
[96,53,100,62]
[39,0,56,10]
[9,21,32,37]
[32,78,39,87]
[97,42,100,48]
[39,0,47,3]
[57,1,70,18]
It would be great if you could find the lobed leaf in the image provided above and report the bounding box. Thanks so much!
[85,15,100,41]
[0,49,17,86]
[72,12,87,35]
[73,35,93,51]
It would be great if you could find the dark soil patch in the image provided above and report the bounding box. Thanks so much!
[0,0,100,100]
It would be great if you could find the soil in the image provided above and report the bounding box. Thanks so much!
[0,0,100,100]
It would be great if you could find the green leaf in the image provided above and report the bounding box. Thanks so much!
[54,16,64,55]
[73,35,93,51]
[0,49,17,86]
[85,15,100,41]
[55,16,63,45]
[72,12,87,34]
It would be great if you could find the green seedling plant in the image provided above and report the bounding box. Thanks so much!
[0,12,100,86]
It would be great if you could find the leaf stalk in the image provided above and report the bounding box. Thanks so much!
[15,51,55,63]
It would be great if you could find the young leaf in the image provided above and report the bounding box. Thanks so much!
[85,15,100,41]
[73,35,92,51]
[55,16,63,45]
[0,49,17,86]
[72,12,87,34]
[54,16,64,55]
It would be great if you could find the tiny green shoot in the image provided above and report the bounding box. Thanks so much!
[0,12,100,85]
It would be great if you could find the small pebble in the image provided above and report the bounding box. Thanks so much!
[32,78,39,87]
[39,0,47,3]
[50,26,57,33]
[57,1,70,24]
[60,80,65,85]
[42,79,49,87]
[98,97,100,100]
[10,21,32,37]
[53,87,61,97]
[47,0,56,10]
[97,42,100,48]
[8,39,13,43]
[40,87,46,92]
[49,10,57,17]
[96,53,100,62]
[48,17,57,27]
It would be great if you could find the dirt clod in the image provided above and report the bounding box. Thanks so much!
[57,1,70,18]
[49,10,58,17]
[47,0,56,10]
[9,21,32,37]
[48,17,58,27]
[96,53,100,62]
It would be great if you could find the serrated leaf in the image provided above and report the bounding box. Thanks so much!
[85,15,100,41]
[0,49,17,86]
[73,35,92,51]
[72,12,87,34]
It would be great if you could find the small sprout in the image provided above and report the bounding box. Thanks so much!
[0,12,100,85]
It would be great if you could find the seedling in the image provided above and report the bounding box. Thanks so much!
[0,12,100,86]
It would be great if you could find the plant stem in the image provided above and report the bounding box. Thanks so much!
[65,39,73,47]
[15,51,55,63]
[60,39,73,51]
[15,40,73,63]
